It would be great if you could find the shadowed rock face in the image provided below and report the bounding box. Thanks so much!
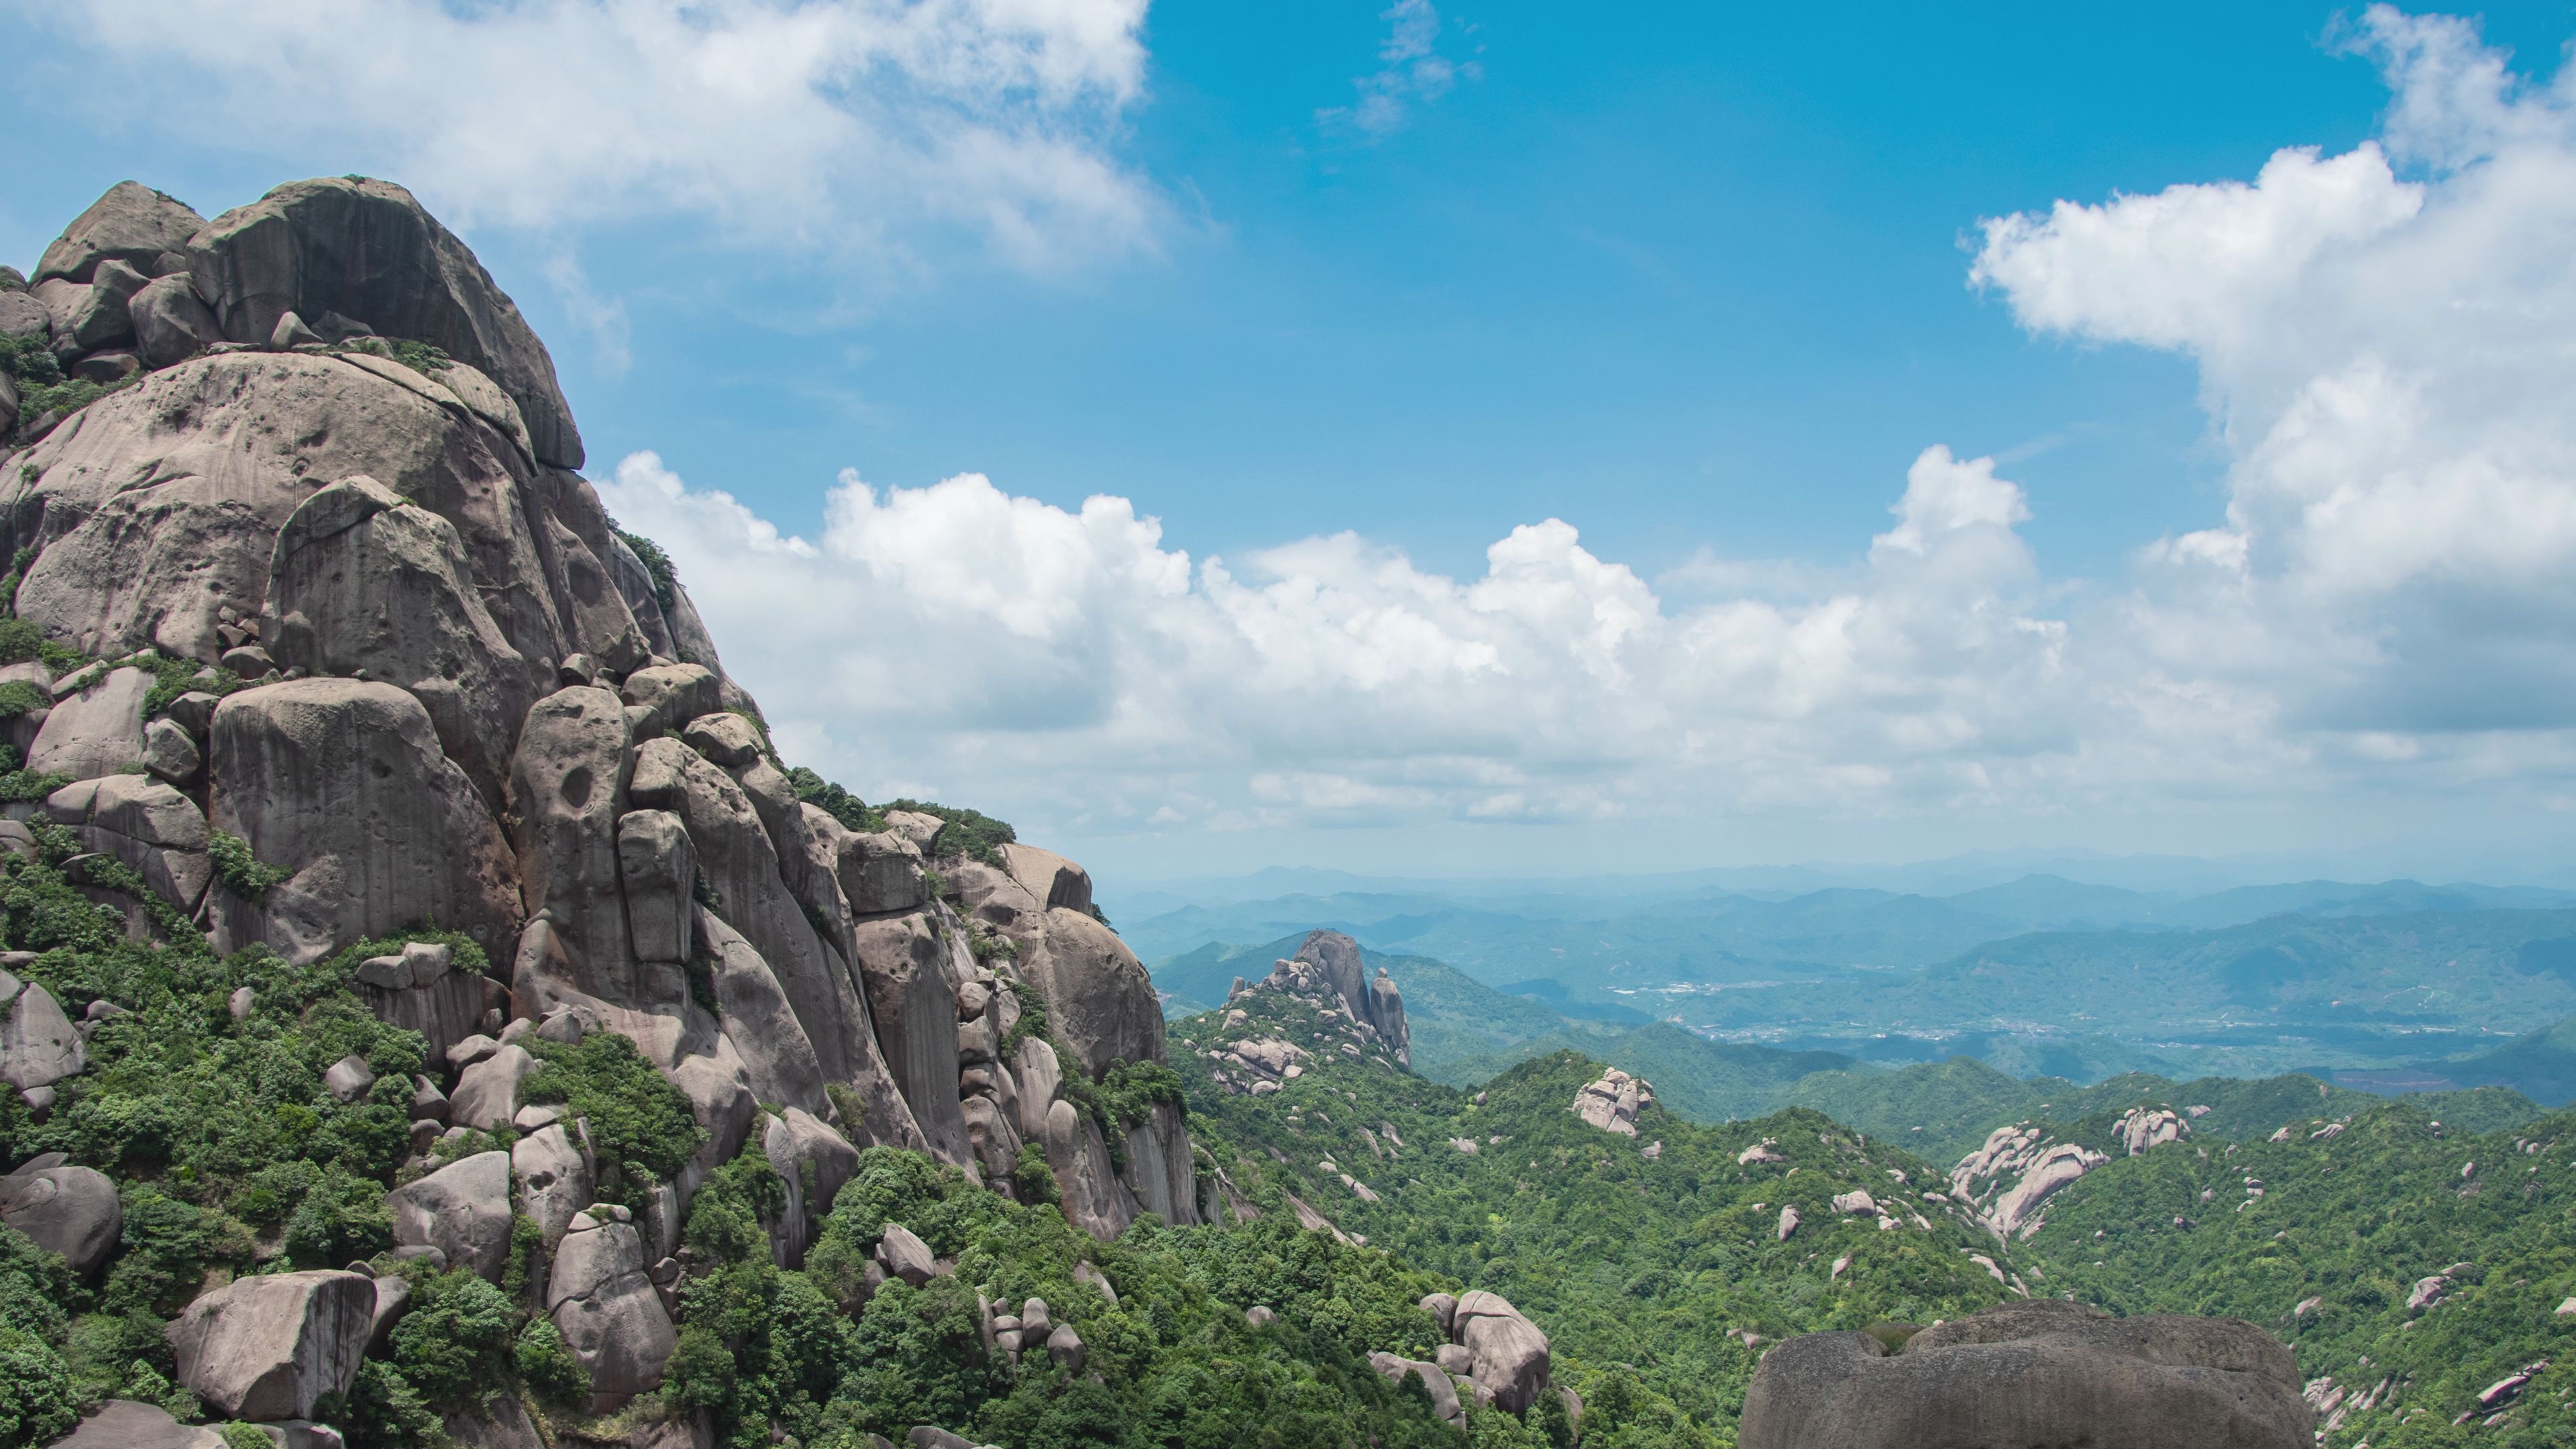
[1738,1299,2310,1449]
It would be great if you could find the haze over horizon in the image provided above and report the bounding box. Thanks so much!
[16,1,2576,883]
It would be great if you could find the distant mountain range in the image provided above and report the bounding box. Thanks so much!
[1130,871,2576,1082]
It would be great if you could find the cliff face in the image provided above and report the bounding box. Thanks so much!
[0,178,1192,1245]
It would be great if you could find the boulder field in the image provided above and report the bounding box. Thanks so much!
[2,178,1192,1443]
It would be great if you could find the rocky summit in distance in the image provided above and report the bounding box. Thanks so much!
[0,178,1194,1445]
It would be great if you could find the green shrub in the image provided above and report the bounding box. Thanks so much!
[0,681,44,720]
[513,1319,590,1409]
[217,1425,273,1449]
[384,1268,515,1407]
[388,340,451,377]
[522,1030,704,1196]
[208,832,291,904]
[786,765,879,833]
[0,1326,80,1449]
[879,799,1015,867]
[614,528,679,613]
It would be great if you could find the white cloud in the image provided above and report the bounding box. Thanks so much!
[601,441,2070,835]
[16,0,1159,271]
[1320,0,1481,137]
[1976,2,2576,738]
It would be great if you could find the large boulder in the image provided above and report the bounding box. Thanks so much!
[0,352,553,666]
[1020,908,1163,1077]
[386,1150,515,1283]
[1001,844,1091,914]
[1039,1097,1136,1242]
[1452,1291,1552,1414]
[267,476,537,797]
[48,1400,223,1449]
[1737,1300,2310,1449]
[26,665,150,780]
[526,469,651,675]
[1295,929,1368,1016]
[36,182,203,285]
[353,940,486,1066]
[0,1159,122,1276]
[619,810,697,965]
[694,906,828,1116]
[762,1107,860,1267]
[184,177,584,467]
[164,1269,373,1421]
[838,829,925,915]
[634,738,918,1148]
[32,278,133,359]
[848,911,971,1167]
[50,773,213,913]
[0,969,85,1092]
[664,1042,757,1201]
[1368,1352,1464,1425]
[128,274,223,369]
[514,1122,594,1248]
[547,1212,676,1409]
[208,680,518,963]
[450,1043,536,1130]
[508,686,633,995]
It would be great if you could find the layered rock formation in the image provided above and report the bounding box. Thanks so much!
[1950,1106,2192,1241]
[3,176,1195,1436]
[1737,1299,2310,1449]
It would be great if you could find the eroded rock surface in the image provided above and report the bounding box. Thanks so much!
[1737,1299,2310,1449]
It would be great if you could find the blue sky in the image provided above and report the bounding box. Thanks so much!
[10,3,2576,882]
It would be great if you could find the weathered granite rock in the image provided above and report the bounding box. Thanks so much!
[1572,1067,1648,1137]
[850,911,971,1167]
[1020,908,1163,1077]
[763,1107,860,1267]
[129,273,223,369]
[0,970,85,1091]
[209,680,517,963]
[386,1150,514,1283]
[1736,1299,2310,1449]
[267,476,537,798]
[37,182,205,285]
[695,906,828,1116]
[27,665,151,780]
[441,1392,545,1449]
[508,686,633,996]
[515,1122,595,1248]
[1368,1351,1465,1424]
[1453,1290,1552,1414]
[185,176,584,467]
[548,1214,676,1409]
[323,1053,376,1104]
[165,1269,373,1421]
[1039,1097,1136,1243]
[619,811,696,964]
[618,663,720,743]
[354,941,485,1067]
[665,1042,757,1200]
[32,278,133,358]
[0,1159,122,1276]
[875,1222,936,1287]
[838,830,926,915]
[449,1043,535,1130]
[48,1399,223,1449]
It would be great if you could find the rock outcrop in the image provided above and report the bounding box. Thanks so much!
[0,174,1202,1445]
[1950,1123,2114,1241]
[1571,1067,1651,1136]
[164,1270,374,1422]
[1737,1299,2310,1449]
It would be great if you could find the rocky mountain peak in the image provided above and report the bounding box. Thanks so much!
[0,175,1196,1427]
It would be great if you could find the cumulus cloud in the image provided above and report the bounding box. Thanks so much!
[1320,0,1481,136]
[1976,3,2576,738]
[600,441,2069,833]
[15,0,1158,270]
